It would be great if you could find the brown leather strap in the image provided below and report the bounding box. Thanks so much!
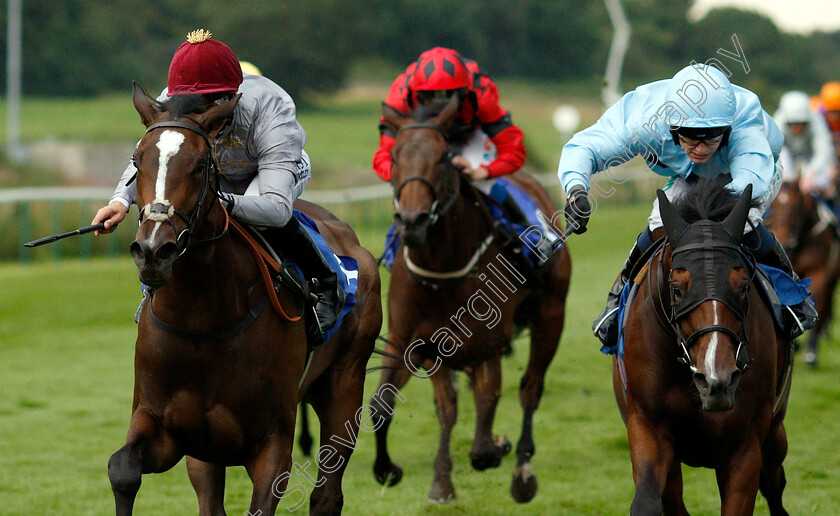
[229,216,303,322]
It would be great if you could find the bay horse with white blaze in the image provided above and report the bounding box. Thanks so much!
[368,96,571,503]
[107,83,382,516]
[766,180,840,367]
[616,183,792,515]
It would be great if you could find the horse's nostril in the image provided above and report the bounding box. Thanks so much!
[130,241,145,264]
[693,372,709,390]
[729,368,741,388]
[156,241,180,263]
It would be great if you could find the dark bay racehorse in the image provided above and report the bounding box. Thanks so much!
[767,180,840,367]
[108,83,382,516]
[369,96,571,503]
[615,184,792,515]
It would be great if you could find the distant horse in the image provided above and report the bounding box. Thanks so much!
[767,180,840,367]
[615,183,792,515]
[368,96,571,503]
[107,83,382,516]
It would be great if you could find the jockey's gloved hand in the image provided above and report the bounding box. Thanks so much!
[564,185,591,234]
[219,192,236,210]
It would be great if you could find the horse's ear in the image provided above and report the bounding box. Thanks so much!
[432,94,461,130]
[195,94,241,138]
[657,189,688,244]
[132,81,159,127]
[382,103,410,132]
[721,184,753,242]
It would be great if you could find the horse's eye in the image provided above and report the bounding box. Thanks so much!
[671,284,683,303]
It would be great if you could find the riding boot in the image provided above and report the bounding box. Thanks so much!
[753,231,819,339]
[263,217,345,335]
[592,229,653,348]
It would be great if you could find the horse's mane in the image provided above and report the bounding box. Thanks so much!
[410,103,445,122]
[143,87,230,118]
[673,177,758,223]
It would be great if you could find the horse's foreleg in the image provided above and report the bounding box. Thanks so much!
[662,459,689,516]
[511,300,563,503]
[428,364,458,503]
[308,356,368,516]
[298,403,314,456]
[626,414,673,515]
[715,438,762,516]
[805,270,829,367]
[244,436,294,516]
[468,356,510,472]
[759,421,790,516]
[108,407,182,516]
[370,333,413,487]
[186,457,227,516]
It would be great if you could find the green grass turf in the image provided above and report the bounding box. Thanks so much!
[1,200,839,515]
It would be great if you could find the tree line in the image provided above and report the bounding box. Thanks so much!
[1,0,838,105]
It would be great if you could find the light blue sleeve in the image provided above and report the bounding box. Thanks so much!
[558,94,634,192]
[725,91,781,202]
[557,89,665,193]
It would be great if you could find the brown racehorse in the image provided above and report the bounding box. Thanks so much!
[107,83,382,516]
[368,97,571,503]
[766,180,840,367]
[615,183,792,515]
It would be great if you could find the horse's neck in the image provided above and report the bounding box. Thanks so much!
[153,226,253,321]
[406,189,493,271]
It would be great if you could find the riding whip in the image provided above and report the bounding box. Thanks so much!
[24,223,107,248]
[550,224,578,253]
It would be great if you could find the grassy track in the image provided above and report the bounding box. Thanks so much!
[1,200,839,515]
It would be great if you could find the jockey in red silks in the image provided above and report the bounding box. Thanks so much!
[372,47,526,183]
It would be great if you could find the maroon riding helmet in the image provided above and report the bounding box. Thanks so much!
[167,29,243,96]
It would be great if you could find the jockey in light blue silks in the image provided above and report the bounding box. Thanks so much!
[558,64,818,348]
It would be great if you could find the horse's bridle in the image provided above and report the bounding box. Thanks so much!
[653,241,755,374]
[137,120,227,256]
[391,123,460,226]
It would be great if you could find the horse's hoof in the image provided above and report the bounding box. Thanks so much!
[804,351,817,368]
[428,481,456,503]
[373,462,403,486]
[470,435,512,471]
[510,463,538,503]
[495,435,512,456]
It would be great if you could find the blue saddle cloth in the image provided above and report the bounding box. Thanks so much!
[605,256,812,357]
[380,178,558,269]
[293,210,359,345]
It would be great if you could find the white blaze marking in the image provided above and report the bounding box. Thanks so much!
[704,301,720,381]
[154,130,185,202]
